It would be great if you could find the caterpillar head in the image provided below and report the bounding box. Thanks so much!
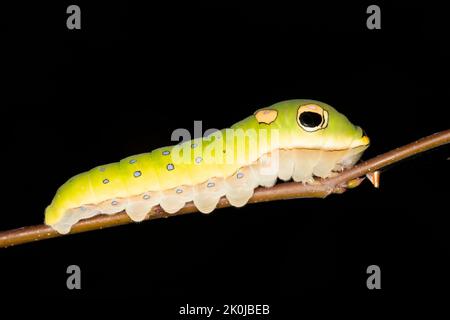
[254,99,370,151]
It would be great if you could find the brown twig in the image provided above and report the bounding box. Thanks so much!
[1,129,449,248]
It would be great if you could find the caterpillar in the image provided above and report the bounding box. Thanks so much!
[45,99,370,234]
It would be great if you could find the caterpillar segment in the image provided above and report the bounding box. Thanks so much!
[45,100,370,234]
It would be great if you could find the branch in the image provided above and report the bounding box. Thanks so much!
[1,129,449,248]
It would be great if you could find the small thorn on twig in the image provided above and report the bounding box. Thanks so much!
[366,170,380,188]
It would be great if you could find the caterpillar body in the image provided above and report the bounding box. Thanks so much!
[45,100,370,234]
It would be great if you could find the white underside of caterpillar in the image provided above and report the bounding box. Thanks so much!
[51,146,366,234]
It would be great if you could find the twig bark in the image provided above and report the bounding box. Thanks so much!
[1,129,449,248]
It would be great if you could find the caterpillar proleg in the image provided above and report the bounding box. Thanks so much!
[45,100,370,234]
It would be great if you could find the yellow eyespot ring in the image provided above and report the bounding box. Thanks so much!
[297,104,329,132]
[254,109,278,125]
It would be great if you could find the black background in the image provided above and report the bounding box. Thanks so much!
[1,1,449,314]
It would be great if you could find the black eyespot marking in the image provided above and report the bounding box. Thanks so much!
[111,200,118,206]
[143,194,150,200]
[129,159,137,164]
[103,179,110,184]
[162,150,170,155]
[237,172,244,179]
[167,163,175,171]
[176,188,183,194]
[195,156,203,164]
[207,182,215,188]
[299,111,323,128]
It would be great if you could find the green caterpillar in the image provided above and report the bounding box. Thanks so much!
[45,99,370,234]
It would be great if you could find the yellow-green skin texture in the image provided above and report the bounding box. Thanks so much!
[45,99,368,226]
